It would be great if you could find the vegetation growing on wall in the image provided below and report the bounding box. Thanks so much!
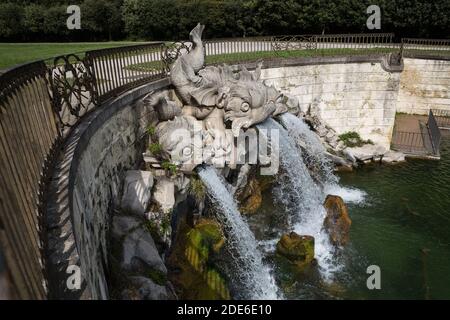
[338,131,374,147]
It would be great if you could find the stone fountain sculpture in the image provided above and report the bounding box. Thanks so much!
[149,23,297,173]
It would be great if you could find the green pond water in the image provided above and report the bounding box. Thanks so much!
[250,134,450,300]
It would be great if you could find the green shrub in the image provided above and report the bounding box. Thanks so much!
[338,131,373,148]
[148,142,162,156]
[161,160,178,175]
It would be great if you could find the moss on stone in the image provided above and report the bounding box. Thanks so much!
[276,232,315,269]
[167,216,230,300]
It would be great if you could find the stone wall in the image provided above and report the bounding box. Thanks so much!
[46,79,169,299]
[397,58,450,115]
[259,56,450,149]
[260,59,401,148]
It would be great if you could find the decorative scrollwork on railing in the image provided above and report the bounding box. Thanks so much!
[271,35,318,52]
[161,41,193,73]
[48,54,98,131]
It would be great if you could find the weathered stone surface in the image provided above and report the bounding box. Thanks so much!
[124,276,169,300]
[112,215,141,238]
[121,171,154,215]
[121,225,167,275]
[345,144,387,162]
[323,195,352,246]
[382,150,406,163]
[276,232,315,268]
[260,62,401,150]
[153,177,175,213]
[237,177,262,215]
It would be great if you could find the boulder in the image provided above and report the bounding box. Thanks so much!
[276,232,315,268]
[382,150,406,163]
[121,171,154,215]
[121,224,167,275]
[237,177,262,215]
[112,215,142,238]
[153,177,175,213]
[166,217,230,300]
[323,195,352,246]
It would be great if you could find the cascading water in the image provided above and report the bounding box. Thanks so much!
[197,166,281,299]
[278,113,337,186]
[257,118,342,279]
[278,113,366,205]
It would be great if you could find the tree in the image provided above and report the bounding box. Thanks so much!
[0,2,24,40]
[81,0,123,40]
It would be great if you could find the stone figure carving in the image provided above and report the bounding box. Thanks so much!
[148,23,296,173]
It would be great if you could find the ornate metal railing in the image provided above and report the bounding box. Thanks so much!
[1,33,450,299]
[271,33,395,51]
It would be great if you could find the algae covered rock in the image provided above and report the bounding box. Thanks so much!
[276,232,315,268]
[323,195,352,246]
[167,217,230,300]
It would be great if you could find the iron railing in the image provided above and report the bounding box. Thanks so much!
[431,109,450,129]
[402,38,450,58]
[391,130,430,155]
[428,110,442,155]
[1,33,449,299]
[391,111,444,157]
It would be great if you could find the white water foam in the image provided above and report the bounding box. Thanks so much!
[324,184,367,205]
[197,166,281,299]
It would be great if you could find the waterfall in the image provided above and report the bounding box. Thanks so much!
[279,113,366,205]
[197,166,281,299]
[278,113,337,186]
[257,118,341,279]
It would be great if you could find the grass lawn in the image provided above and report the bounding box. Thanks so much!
[0,42,154,70]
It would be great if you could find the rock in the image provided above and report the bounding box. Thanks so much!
[121,171,154,215]
[112,215,142,238]
[382,150,406,163]
[346,144,387,162]
[125,276,169,300]
[323,195,352,246]
[237,177,262,215]
[166,217,230,300]
[276,232,315,268]
[335,164,353,172]
[316,125,328,138]
[231,164,251,194]
[153,177,175,213]
[343,148,357,164]
[121,225,167,275]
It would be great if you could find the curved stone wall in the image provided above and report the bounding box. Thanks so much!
[45,79,170,299]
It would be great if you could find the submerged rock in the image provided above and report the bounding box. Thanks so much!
[323,195,352,246]
[276,232,315,269]
[167,217,230,300]
[121,171,154,215]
